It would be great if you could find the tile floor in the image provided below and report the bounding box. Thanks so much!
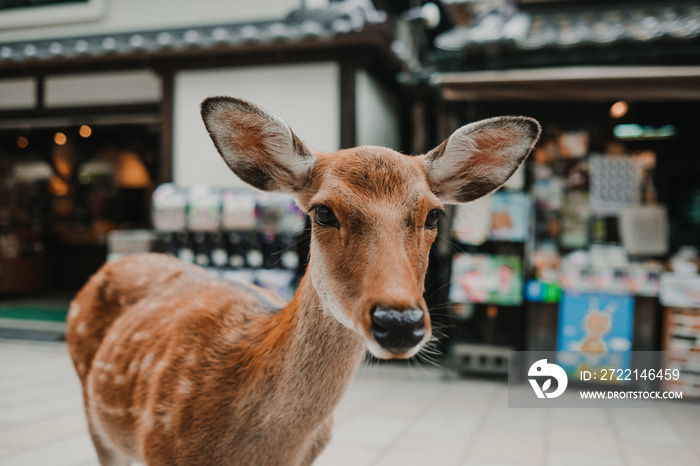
[1,338,699,466]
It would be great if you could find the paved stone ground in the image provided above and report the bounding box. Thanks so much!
[1,338,699,466]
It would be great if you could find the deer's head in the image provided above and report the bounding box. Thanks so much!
[201,97,540,360]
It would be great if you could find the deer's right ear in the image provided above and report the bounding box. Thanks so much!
[201,96,315,194]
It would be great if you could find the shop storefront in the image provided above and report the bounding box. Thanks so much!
[0,1,415,302]
[429,1,700,395]
[1,1,699,398]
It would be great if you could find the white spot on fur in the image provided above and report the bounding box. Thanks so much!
[140,353,154,371]
[158,409,173,431]
[77,362,86,376]
[132,331,150,341]
[68,302,80,318]
[94,360,114,372]
[185,352,197,367]
[104,405,126,417]
[128,360,139,374]
[75,322,87,335]
[224,326,243,344]
[177,378,193,396]
[153,359,167,375]
[141,412,155,432]
[115,375,125,385]
[87,379,96,398]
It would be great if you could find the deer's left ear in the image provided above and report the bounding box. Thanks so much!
[422,116,541,203]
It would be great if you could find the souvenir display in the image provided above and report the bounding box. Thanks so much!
[590,155,641,215]
[151,183,187,231]
[619,205,669,256]
[255,193,306,235]
[660,274,700,309]
[222,190,257,231]
[560,191,590,249]
[663,308,700,398]
[525,279,562,303]
[451,195,493,245]
[531,244,561,282]
[449,253,523,306]
[186,186,222,232]
[150,184,304,300]
[557,131,589,158]
[532,176,563,211]
[489,192,530,242]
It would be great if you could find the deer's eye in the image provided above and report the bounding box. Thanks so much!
[424,209,442,229]
[314,206,338,228]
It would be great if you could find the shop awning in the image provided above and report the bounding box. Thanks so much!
[432,66,700,101]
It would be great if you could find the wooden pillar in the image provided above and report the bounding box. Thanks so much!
[158,69,174,184]
[339,60,356,149]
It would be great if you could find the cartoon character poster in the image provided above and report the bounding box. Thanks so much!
[556,293,634,382]
[449,254,523,306]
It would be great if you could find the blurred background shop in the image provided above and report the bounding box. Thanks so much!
[1,0,700,393]
[0,0,408,297]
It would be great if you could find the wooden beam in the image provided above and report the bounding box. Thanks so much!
[434,66,700,102]
[0,103,160,129]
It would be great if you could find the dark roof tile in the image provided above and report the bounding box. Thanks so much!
[0,4,387,65]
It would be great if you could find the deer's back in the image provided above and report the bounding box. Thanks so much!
[65,253,289,463]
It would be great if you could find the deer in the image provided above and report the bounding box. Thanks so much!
[66,96,540,465]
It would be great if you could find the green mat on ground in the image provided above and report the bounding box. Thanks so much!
[0,306,68,322]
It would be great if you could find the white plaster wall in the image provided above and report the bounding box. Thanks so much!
[355,69,399,149]
[44,70,161,107]
[0,0,299,42]
[173,62,340,188]
[0,78,36,110]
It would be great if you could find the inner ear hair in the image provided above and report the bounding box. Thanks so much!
[424,116,541,204]
[200,96,315,194]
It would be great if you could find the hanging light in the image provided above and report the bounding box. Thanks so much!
[79,125,92,138]
[17,136,28,149]
[610,101,629,118]
[54,132,67,145]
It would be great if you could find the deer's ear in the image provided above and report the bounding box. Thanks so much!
[201,96,315,194]
[422,116,541,203]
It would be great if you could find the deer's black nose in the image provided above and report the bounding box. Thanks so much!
[370,307,425,352]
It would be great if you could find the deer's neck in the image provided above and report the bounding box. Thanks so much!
[270,272,366,417]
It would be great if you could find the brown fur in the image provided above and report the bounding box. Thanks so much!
[68,255,363,465]
[67,96,539,465]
